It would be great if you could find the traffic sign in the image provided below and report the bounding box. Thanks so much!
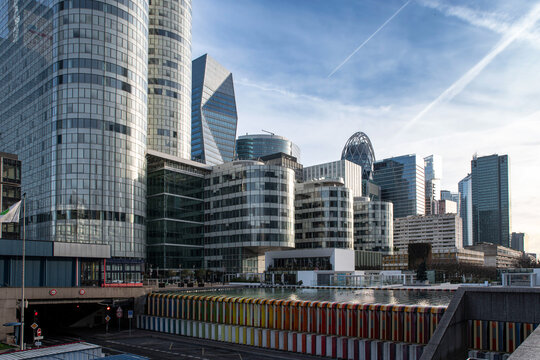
[127,310,133,319]
[105,315,111,322]
[34,336,43,341]
[36,328,41,337]
[34,341,42,346]
[116,306,123,318]
[30,323,38,330]
[49,289,57,296]
[79,289,86,296]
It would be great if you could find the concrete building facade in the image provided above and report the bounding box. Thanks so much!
[303,159,362,197]
[466,242,522,268]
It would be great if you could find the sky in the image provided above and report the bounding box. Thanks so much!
[192,0,540,254]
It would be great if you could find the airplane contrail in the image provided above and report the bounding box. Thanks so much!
[401,3,540,132]
[328,0,411,78]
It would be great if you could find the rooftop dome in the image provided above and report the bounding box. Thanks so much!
[341,132,375,179]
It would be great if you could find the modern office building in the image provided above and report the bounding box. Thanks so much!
[204,161,295,273]
[0,0,149,276]
[459,174,473,247]
[511,232,528,252]
[471,154,511,247]
[341,132,376,179]
[424,155,442,215]
[295,179,354,250]
[191,54,238,165]
[147,0,192,158]
[260,152,303,182]
[393,214,463,253]
[441,190,459,204]
[236,133,300,161]
[303,160,362,197]
[372,155,425,218]
[0,153,21,239]
[353,197,393,253]
[146,150,211,271]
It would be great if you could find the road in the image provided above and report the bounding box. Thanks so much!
[42,328,326,360]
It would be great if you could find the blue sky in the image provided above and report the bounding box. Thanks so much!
[192,0,540,254]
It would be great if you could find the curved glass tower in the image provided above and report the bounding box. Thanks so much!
[147,0,192,158]
[0,0,149,259]
[236,134,300,161]
[341,132,375,179]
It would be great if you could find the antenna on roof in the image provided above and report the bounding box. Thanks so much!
[261,129,275,135]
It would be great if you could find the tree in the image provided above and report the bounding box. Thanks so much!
[416,261,427,282]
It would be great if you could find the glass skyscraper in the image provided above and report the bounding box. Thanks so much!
[236,133,300,161]
[341,131,375,179]
[0,0,150,263]
[191,54,238,165]
[458,174,473,247]
[372,155,425,218]
[147,0,192,158]
[471,154,511,247]
[424,155,441,215]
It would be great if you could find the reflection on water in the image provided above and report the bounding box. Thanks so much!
[177,288,453,306]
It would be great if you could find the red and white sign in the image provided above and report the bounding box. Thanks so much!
[79,289,86,295]
[36,328,41,337]
[49,289,57,296]
[116,306,123,318]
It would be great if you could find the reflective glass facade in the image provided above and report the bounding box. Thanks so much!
[471,154,511,247]
[146,151,210,270]
[353,197,393,253]
[0,153,21,239]
[147,0,191,158]
[191,54,238,165]
[373,155,425,218]
[0,0,148,259]
[341,131,375,179]
[424,155,441,215]
[204,161,295,273]
[236,134,300,161]
[295,180,353,250]
[458,174,473,247]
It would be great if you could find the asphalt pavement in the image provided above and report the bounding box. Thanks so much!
[42,328,326,360]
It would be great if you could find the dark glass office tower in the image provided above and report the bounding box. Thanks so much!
[372,155,425,218]
[146,151,210,271]
[0,0,149,262]
[471,154,511,247]
[236,134,300,161]
[458,174,473,247]
[191,54,238,165]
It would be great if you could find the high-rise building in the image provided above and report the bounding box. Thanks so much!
[471,154,511,247]
[511,232,528,252]
[146,150,211,271]
[341,132,376,179]
[372,155,425,218]
[236,133,300,161]
[259,152,304,182]
[440,190,459,204]
[147,0,192,158]
[438,200,457,214]
[303,160,362,197]
[424,155,442,215]
[0,153,21,239]
[0,0,149,272]
[353,197,393,253]
[295,179,354,250]
[204,161,295,273]
[459,174,473,247]
[191,54,238,165]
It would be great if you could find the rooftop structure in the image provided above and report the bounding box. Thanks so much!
[236,133,300,161]
[341,132,376,179]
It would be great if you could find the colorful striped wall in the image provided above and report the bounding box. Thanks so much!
[145,292,446,345]
[137,315,425,360]
[469,320,538,354]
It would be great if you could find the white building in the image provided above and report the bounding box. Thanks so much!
[303,159,363,197]
[393,213,463,253]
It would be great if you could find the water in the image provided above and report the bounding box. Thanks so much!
[174,288,454,306]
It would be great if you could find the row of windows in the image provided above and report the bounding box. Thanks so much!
[296,230,352,239]
[205,220,292,233]
[56,118,133,136]
[22,210,145,224]
[205,207,289,221]
[149,57,178,69]
[204,233,293,245]
[209,195,290,208]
